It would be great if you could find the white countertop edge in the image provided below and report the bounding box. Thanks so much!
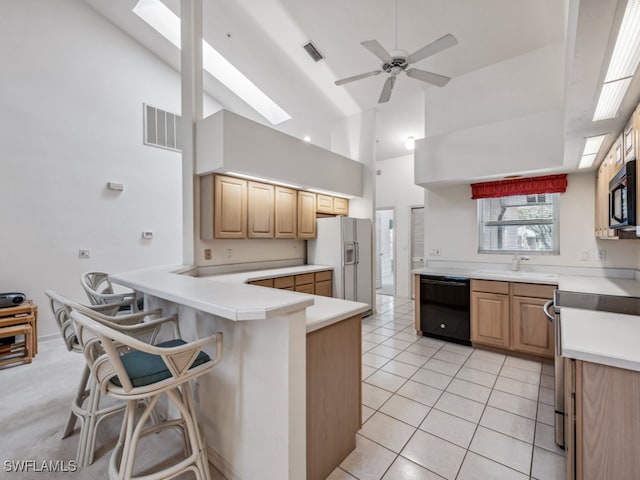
[561,348,640,372]
[202,264,334,284]
[306,300,369,333]
[412,267,558,285]
[111,265,315,321]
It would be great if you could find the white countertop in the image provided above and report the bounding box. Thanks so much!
[412,267,558,285]
[201,264,368,332]
[112,265,368,332]
[558,275,640,296]
[111,265,314,321]
[204,264,334,284]
[561,307,640,372]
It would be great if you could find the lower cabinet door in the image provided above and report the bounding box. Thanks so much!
[471,292,510,348]
[511,296,554,358]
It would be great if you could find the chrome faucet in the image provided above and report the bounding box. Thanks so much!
[511,254,530,271]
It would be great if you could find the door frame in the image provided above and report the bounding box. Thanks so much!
[375,206,396,297]
[409,205,425,299]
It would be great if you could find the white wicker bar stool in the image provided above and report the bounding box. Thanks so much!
[70,309,222,480]
[46,290,174,468]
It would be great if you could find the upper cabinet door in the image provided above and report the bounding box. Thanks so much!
[275,186,297,239]
[214,175,247,239]
[316,194,334,214]
[247,181,274,238]
[333,197,349,216]
[297,191,317,239]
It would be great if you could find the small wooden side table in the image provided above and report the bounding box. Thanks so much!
[0,301,38,367]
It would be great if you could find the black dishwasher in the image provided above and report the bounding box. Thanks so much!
[420,275,471,346]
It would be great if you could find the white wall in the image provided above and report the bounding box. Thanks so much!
[416,43,566,185]
[0,0,186,337]
[423,172,638,270]
[376,155,425,298]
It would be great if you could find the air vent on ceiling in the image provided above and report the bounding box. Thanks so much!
[144,103,182,152]
[302,41,324,62]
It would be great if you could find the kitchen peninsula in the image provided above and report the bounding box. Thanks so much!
[111,265,368,480]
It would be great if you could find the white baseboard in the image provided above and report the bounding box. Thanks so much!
[207,446,238,480]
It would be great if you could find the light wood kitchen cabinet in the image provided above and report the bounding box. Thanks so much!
[247,181,274,238]
[273,276,294,289]
[471,280,510,348]
[315,194,349,216]
[511,295,554,357]
[333,197,349,215]
[471,280,554,359]
[295,272,315,293]
[623,106,639,163]
[565,359,640,480]
[314,270,333,297]
[248,270,333,296]
[214,175,247,239]
[297,191,317,239]
[275,186,297,239]
[316,194,334,214]
[594,149,618,239]
[307,314,361,480]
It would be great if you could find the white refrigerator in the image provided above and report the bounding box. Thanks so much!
[307,217,373,311]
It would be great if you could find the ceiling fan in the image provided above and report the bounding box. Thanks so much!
[334,1,458,103]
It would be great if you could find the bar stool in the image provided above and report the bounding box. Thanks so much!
[70,309,222,480]
[81,271,143,312]
[45,290,174,468]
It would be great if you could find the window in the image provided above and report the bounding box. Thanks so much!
[478,193,560,254]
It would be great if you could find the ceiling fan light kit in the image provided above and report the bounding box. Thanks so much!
[334,1,458,103]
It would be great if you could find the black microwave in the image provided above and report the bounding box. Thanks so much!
[609,159,636,229]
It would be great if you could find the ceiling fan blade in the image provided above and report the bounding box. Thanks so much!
[406,68,451,87]
[378,76,396,103]
[407,33,458,65]
[361,40,393,63]
[334,70,382,86]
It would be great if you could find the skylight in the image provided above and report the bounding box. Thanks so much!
[592,0,640,121]
[578,134,607,169]
[133,0,291,125]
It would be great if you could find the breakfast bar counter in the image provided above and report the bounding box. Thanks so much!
[111,265,368,480]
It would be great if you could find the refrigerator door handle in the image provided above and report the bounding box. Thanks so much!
[354,241,359,265]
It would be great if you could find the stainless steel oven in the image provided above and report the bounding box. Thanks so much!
[545,289,640,448]
[543,295,564,447]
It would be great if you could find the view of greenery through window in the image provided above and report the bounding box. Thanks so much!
[478,193,560,254]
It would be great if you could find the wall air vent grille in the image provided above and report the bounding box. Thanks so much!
[302,42,324,62]
[143,103,181,152]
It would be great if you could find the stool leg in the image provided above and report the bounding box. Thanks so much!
[63,364,90,438]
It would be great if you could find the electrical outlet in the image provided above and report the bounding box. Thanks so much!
[226,248,232,258]
[204,249,212,260]
[579,250,590,261]
[141,231,153,239]
[598,249,607,261]
[78,248,91,259]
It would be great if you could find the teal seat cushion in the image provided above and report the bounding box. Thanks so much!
[110,339,210,388]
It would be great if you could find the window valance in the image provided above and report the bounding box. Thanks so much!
[470,174,568,200]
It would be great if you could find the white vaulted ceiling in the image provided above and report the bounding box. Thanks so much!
[82,0,640,176]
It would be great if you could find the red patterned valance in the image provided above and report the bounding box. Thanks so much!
[470,174,568,200]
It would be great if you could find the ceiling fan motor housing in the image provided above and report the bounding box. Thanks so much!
[384,49,409,75]
[383,58,408,75]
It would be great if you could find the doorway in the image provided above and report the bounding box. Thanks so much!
[376,208,395,296]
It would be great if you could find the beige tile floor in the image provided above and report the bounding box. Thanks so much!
[328,295,566,480]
